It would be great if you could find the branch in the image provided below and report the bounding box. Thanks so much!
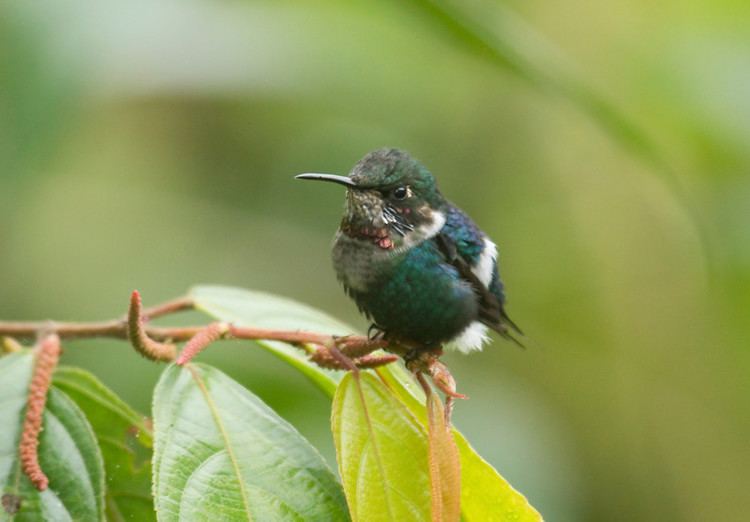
[137,295,194,321]
[4,290,395,493]
[0,290,392,370]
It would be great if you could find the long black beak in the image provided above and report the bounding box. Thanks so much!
[295,173,356,187]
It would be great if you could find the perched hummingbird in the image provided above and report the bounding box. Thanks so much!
[297,148,521,357]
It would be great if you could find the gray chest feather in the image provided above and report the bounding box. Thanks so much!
[332,232,400,292]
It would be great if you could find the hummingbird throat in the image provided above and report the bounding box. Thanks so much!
[341,189,445,251]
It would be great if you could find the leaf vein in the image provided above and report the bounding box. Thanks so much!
[187,365,253,522]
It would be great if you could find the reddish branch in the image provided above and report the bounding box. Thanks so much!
[20,333,61,491]
[0,293,391,369]
[136,295,194,321]
[2,290,395,488]
[0,289,463,489]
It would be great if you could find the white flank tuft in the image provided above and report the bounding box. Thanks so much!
[445,321,489,353]
[473,237,497,287]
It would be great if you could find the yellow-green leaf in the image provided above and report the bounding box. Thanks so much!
[332,373,432,521]
[376,366,542,521]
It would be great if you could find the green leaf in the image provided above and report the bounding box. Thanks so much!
[332,372,432,521]
[191,285,542,520]
[52,366,154,522]
[152,363,350,521]
[0,352,105,521]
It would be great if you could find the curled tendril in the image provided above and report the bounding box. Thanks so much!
[127,291,177,362]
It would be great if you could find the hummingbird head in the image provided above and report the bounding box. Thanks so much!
[296,148,447,249]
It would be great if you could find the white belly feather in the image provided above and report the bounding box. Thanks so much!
[445,237,497,353]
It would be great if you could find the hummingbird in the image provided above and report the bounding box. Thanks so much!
[296,148,521,361]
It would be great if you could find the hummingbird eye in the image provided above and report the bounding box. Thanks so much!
[392,186,409,200]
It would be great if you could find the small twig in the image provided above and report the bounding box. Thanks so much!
[308,346,344,370]
[0,320,127,341]
[127,291,177,362]
[228,325,331,346]
[132,295,194,322]
[0,296,388,356]
[337,336,389,358]
[0,290,404,497]
[308,344,398,371]
[353,353,400,368]
[325,339,360,373]
[20,333,61,491]
[0,291,396,371]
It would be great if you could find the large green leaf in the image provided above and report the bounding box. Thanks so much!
[152,363,349,521]
[191,285,543,521]
[0,352,105,521]
[53,366,154,521]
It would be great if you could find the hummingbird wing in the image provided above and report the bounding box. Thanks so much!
[436,208,523,346]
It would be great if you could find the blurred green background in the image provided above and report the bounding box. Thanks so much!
[2,0,749,520]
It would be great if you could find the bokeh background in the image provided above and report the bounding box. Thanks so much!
[2,1,749,520]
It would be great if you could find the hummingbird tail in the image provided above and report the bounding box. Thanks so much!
[485,307,525,349]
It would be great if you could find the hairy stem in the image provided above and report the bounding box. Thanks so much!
[4,291,397,495]
[0,291,391,367]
